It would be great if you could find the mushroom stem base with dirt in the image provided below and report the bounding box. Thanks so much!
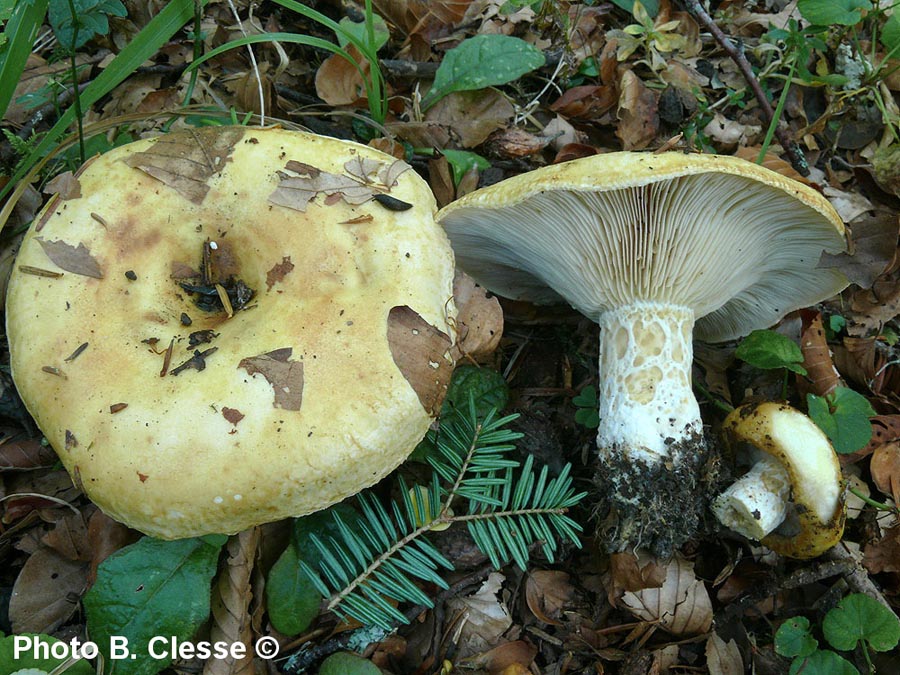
[594,302,709,556]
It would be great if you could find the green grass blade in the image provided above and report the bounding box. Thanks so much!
[0,0,202,204]
[0,0,50,122]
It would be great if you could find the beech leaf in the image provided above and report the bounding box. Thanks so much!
[238,348,304,411]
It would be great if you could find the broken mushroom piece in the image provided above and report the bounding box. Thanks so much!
[437,152,847,555]
[6,126,457,539]
[713,403,846,559]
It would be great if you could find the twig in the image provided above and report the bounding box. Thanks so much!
[682,0,810,176]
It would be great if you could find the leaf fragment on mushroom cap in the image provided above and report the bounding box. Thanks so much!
[238,348,304,411]
[122,126,245,204]
[35,238,102,278]
[387,306,454,416]
[266,257,295,290]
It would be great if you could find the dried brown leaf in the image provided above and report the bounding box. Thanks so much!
[42,508,92,562]
[820,213,899,289]
[466,641,537,673]
[705,632,743,675]
[871,441,900,505]
[550,84,617,118]
[863,525,900,573]
[36,238,102,278]
[428,156,455,208]
[124,126,245,204]
[43,171,82,200]
[87,509,140,587]
[453,271,503,360]
[524,570,575,625]
[387,306,454,416]
[606,551,666,607]
[238,348,304,411]
[616,70,659,150]
[484,127,552,159]
[0,435,57,471]
[9,546,89,633]
[846,277,900,337]
[315,45,368,106]
[620,555,713,636]
[269,161,385,211]
[265,256,294,290]
[446,572,512,658]
[800,312,843,397]
[222,407,245,426]
[424,90,515,148]
[204,528,260,675]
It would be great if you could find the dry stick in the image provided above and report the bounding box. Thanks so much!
[682,0,810,176]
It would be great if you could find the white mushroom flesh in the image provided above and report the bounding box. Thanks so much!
[597,302,700,463]
[711,453,791,540]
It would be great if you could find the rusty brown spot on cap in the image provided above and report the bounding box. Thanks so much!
[387,306,454,416]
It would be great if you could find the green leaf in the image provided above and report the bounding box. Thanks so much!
[440,149,490,186]
[336,14,389,52]
[807,387,875,454]
[822,593,900,652]
[48,0,127,51]
[319,651,381,675]
[0,634,95,675]
[775,616,818,658]
[735,329,807,374]
[882,12,900,54]
[420,35,545,111]
[83,537,223,675]
[788,650,859,675]
[266,544,321,636]
[572,386,600,429]
[797,0,871,26]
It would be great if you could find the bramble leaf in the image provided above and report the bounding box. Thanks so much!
[735,329,807,375]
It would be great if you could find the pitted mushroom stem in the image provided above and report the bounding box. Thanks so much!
[711,453,791,540]
[597,302,700,464]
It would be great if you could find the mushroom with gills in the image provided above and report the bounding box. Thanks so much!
[6,125,458,539]
[713,402,845,559]
[437,152,848,556]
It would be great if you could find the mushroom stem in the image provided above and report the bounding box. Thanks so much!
[596,302,701,466]
[594,302,708,555]
[711,454,791,540]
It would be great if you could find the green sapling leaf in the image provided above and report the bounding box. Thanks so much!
[822,593,900,652]
[420,35,545,111]
[774,616,818,658]
[441,364,509,421]
[788,649,859,675]
[735,329,807,375]
[83,536,223,675]
[807,388,875,454]
[797,0,871,26]
[883,12,900,54]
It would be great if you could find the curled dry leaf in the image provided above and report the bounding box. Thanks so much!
[452,271,503,360]
[800,312,843,397]
[463,640,537,673]
[87,509,140,587]
[524,570,575,626]
[424,89,515,148]
[484,127,553,159]
[41,507,93,562]
[605,551,666,607]
[863,525,900,574]
[620,554,713,636]
[705,632,743,675]
[204,528,260,675]
[0,434,57,470]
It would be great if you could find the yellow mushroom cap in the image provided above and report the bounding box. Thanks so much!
[438,152,847,342]
[6,126,457,539]
[722,403,846,559]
